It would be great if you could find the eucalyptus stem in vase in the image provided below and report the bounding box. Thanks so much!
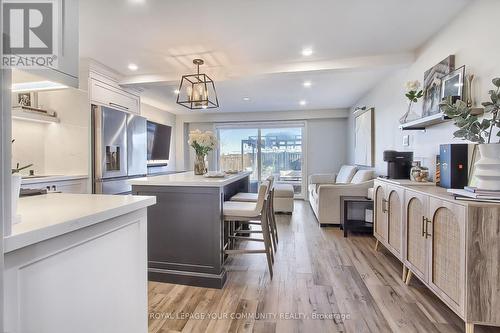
[440,77,500,190]
[188,130,217,175]
[400,80,423,124]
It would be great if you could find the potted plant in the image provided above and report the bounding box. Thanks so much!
[441,78,500,190]
[400,80,424,124]
[188,130,217,175]
[11,139,33,223]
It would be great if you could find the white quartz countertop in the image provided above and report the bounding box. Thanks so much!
[129,171,252,187]
[22,174,88,185]
[5,193,156,253]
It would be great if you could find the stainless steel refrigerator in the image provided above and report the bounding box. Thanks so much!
[92,105,147,194]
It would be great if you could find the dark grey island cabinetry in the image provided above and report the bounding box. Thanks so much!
[130,171,250,289]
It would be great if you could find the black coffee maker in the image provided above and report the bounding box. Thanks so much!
[383,150,414,179]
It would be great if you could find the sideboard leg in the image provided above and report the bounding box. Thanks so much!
[402,265,408,282]
[374,240,380,251]
[465,323,474,333]
[405,270,413,285]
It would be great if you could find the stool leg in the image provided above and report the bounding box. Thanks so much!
[267,205,277,253]
[270,192,279,244]
[261,209,273,279]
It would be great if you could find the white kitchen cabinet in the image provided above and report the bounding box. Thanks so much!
[21,177,88,194]
[90,75,140,114]
[4,194,155,333]
[28,0,79,88]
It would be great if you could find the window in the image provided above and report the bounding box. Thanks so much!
[217,123,305,197]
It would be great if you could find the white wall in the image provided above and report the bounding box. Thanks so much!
[307,119,348,176]
[12,88,89,176]
[140,103,177,171]
[348,0,500,177]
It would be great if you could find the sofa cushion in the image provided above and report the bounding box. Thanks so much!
[274,184,294,198]
[351,170,374,184]
[336,165,358,184]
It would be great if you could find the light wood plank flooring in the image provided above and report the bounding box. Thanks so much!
[148,201,500,333]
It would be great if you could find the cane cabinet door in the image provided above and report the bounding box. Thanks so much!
[386,185,404,259]
[404,190,428,282]
[427,198,466,316]
[374,182,387,242]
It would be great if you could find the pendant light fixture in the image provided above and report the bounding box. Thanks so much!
[176,59,219,110]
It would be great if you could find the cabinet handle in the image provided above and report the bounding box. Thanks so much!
[425,218,432,238]
[382,199,388,213]
[421,216,426,237]
[109,102,129,110]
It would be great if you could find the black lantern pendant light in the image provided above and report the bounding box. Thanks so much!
[176,59,219,110]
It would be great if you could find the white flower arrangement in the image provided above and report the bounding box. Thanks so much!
[405,80,421,92]
[404,80,423,102]
[188,129,217,156]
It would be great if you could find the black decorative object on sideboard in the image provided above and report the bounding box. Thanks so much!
[439,144,468,189]
[383,150,413,179]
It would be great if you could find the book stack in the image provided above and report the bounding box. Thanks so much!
[447,187,500,203]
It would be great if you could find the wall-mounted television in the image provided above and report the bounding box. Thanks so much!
[147,121,172,161]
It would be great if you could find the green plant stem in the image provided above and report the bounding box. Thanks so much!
[488,111,498,144]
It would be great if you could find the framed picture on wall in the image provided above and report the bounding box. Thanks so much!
[354,107,374,167]
[422,55,455,117]
[441,65,465,102]
[13,92,37,108]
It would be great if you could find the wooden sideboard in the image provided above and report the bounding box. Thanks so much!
[373,178,500,333]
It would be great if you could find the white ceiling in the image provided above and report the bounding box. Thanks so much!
[79,0,471,114]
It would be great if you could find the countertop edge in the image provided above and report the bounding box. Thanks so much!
[129,171,251,188]
[4,195,156,253]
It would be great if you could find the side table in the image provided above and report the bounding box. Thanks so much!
[340,196,374,237]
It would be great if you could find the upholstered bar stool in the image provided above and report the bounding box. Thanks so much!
[230,176,274,202]
[223,183,274,279]
[230,176,279,252]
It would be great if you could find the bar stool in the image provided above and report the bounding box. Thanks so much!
[230,176,274,203]
[223,183,274,279]
[230,176,278,252]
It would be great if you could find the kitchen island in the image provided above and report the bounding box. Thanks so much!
[4,193,156,333]
[130,171,251,288]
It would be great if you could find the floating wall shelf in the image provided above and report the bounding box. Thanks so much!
[399,107,485,131]
[399,113,450,131]
[12,108,59,124]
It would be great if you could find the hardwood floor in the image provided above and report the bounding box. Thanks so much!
[148,201,500,333]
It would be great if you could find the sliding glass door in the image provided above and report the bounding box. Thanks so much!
[261,127,303,195]
[217,123,305,197]
[218,128,259,184]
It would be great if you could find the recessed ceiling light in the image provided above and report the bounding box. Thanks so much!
[174,89,180,94]
[301,47,313,57]
[128,63,138,71]
[303,81,312,88]
[129,0,146,4]
[299,100,307,106]
[243,97,250,101]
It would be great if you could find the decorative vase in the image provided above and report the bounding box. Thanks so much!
[399,101,419,124]
[11,174,22,224]
[194,153,207,175]
[474,143,500,191]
